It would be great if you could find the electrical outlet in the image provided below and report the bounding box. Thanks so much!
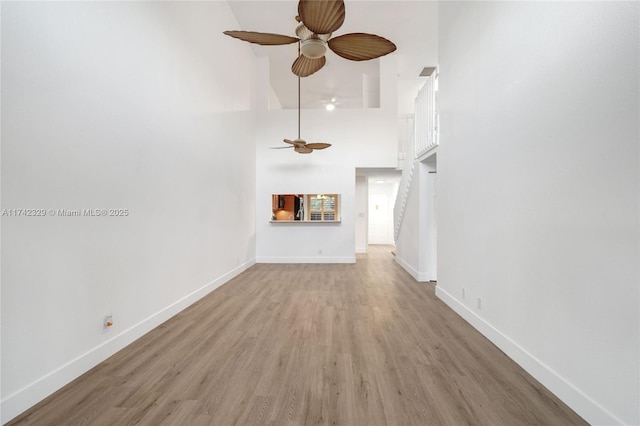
[318,249,322,255]
[104,314,113,328]
[462,288,465,299]
[477,298,482,310]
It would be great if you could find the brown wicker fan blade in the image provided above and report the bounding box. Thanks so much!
[295,146,313,154]
[292,55,326,77]
[328,33,396,61]
[223,31,299,46]
[305,143,331,150]
[298,0,346,35]
[285,138,308,146]
[269,146,294,149]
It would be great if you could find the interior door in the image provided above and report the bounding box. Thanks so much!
[369,194,390,244]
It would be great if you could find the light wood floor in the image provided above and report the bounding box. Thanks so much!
[9,246,587,425]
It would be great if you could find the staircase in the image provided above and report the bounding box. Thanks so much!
[393,159,416,241]
[393,70,438,242]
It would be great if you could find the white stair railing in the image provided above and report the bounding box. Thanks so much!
[414,74,438,158]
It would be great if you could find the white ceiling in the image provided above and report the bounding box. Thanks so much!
[226,1,438,112]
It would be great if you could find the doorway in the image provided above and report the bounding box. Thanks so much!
[355,168,402,251]
[369,193,391,244]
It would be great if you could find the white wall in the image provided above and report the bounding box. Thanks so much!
[1,2,257,422]
[437,2,639,425]
[255,58,398,263]
[355,176,368,253]
[421,163,437,280]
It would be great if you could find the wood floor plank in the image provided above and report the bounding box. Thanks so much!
[7,246,587,426]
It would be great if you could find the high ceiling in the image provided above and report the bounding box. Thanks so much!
[226,1,438,112]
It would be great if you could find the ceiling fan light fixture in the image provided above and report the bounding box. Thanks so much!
[301,39,327,59]
[325,103,335,111]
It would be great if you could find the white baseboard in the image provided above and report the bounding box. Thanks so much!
[394,256,431,282]
[434,285,623,426]
[395,256,419,280]
[0,258,256,424]
[256,256,355,264]
[355,247,368,254]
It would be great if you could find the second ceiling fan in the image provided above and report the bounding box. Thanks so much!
[270,62,332,155]
[224,0,397,77]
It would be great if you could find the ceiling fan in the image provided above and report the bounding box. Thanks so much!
[270,64,331,155]
[224,0,397,78]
